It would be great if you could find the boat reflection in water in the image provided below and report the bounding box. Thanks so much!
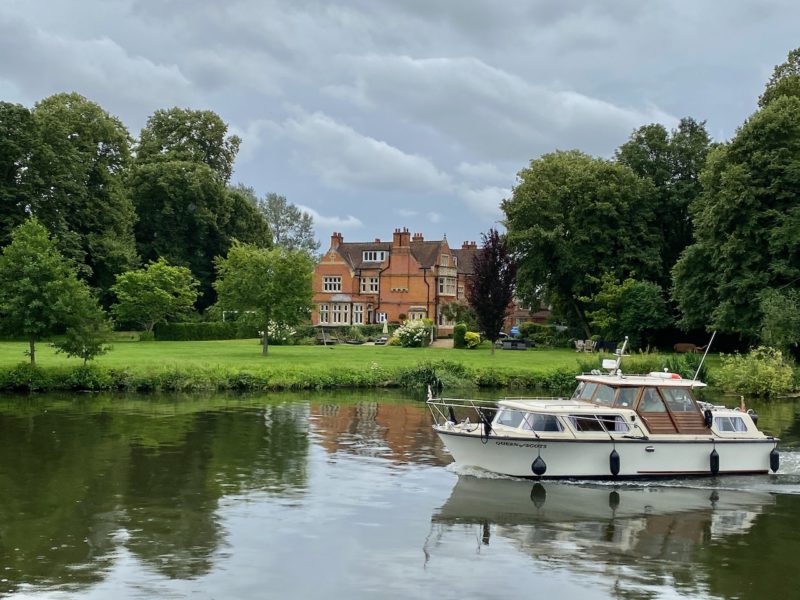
[428,475,775,596]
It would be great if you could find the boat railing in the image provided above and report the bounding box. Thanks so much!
[426,397,498,427]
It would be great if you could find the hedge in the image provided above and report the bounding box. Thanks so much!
[153,322,258,341]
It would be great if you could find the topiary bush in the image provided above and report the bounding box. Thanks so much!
[453,323,467,349]
[464,331,481,349]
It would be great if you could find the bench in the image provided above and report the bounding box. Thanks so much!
[501,339,531,350]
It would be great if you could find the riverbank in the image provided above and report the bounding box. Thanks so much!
[0,339,596,392]
[0,339,722,393]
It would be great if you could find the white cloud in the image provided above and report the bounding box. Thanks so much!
[428,212,442,224]
[272,109,453,192]
[296,204,363,230]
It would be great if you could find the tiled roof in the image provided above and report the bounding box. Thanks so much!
[452,247,479,275]
[334,240,448,269]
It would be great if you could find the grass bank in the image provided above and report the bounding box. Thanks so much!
[0,339,588,393]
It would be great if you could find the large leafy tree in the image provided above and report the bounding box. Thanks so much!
[672,94,800,339]
[584,275,672,349]
[0,218,104,365]
[110,258,199,334]
[131,111,269,307]
[214,242,313,355]
[466,229,516,354]
[28,93,138,294]
[616,118,711,281]
[136,108,240,183]
[0,102,35,247]
[503,150,661,337]
[258,191,320,256]
[759,47,800,108]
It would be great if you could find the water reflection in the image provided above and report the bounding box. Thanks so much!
[428,475,790,599]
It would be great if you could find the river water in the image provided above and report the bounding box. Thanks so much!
[1,390,800,600]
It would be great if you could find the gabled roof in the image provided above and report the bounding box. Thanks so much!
[452,246,479,275]
[333,240,449,270]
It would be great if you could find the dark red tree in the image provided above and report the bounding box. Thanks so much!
[466,229,517,354]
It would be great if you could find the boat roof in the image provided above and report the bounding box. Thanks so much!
[575,372,707,389]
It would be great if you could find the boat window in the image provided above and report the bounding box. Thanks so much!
[615,387,641,408]
[715,416,748,432]
[494,408,525,428]
[522,413,563,432]
[660,388,698,413]
[569,414,606,432]
[573,382,598,401]
[593,384,615,406]
[638,388,667,413]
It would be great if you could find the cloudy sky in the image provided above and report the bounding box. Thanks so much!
[1,0,798,247]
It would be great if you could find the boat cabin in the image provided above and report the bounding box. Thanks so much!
[570,374,709,434]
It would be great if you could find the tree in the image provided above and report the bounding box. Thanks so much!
[0,102,35,247]
[131,112,269,307]
[584,275,672,349]
[224,185,273,248]
[616,118,711,281]
[52,288,113,365]
[136,107,240,183]
[28,93,137,294]
[759,47,800,108]
[0,218,101,365]
[466,229,516,355]
[440,302,477,330]
[672,95,800,339]
[759,288,800,357]
[256,191,320,256]
[503,150,661,337]
[214,242,313,355]
[110,259,199,334]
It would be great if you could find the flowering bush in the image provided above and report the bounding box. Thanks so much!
[393,319,433,347]
[464,331,481,349]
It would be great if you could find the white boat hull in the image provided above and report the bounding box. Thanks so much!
[435,430,776,479]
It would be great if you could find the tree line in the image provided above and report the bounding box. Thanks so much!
[0,94,320,363]
[503,48,800,355]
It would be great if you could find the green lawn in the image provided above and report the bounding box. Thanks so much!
[0,339,586,375]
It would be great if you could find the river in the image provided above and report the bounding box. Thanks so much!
[1,390,799,599]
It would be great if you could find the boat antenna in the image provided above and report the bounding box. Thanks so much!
[614,336,629,372]
[692,330,716,386]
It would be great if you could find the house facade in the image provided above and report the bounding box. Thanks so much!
[312,227,478,333]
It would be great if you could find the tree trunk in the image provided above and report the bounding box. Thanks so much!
[262,319,269,355]
[570,297,592,339]
[28,338,35,366]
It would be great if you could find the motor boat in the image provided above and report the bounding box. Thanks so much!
[428,340,780,479]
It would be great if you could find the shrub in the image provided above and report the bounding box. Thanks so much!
[393,319,433,347]
[464,331,481,349]
[453,323,467,349]
[718,346,795,397]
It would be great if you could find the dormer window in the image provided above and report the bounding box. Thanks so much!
[363,250,387,262]
[441,254,450,267]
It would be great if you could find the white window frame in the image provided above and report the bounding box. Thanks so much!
[376,312,388,323]
[331,303,350,324]
[318,304,329,324]
[362,251,387,262]
[323,276,342,292]
[360,276,379,294]
[440,254,449,267]
[438,277,456,296]
[353,303,364,325]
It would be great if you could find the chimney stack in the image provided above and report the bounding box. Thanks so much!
[330,231,343,249]
[392,227,411,247]
[412,232,424,242]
